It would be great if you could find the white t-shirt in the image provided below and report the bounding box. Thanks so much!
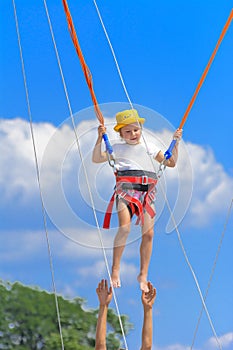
[112,141,161,172]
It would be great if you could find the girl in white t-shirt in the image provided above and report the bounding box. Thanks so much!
[92,109,182,292]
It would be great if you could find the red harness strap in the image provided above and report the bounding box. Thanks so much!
[103,172,158,229]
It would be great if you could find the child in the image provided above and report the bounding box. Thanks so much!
[92,109,182,292]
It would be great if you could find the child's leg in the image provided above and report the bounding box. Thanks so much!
[111,200,131,288]
[138,212,155,292]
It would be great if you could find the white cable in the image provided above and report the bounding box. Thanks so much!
[93,0,133,110]
[159,181,222,350]
[12,1,65,349]
[190,198,233,349]
[43,1,128,348]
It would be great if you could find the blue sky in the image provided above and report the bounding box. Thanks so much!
[1,1,233,349]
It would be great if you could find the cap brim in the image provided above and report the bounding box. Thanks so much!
[114,117,145,132]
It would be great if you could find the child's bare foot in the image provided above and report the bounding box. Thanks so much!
[111,268,121,288]
[137,274,149,292]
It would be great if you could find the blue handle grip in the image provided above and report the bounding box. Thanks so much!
[164,139,177,159]
[102,133,113,155]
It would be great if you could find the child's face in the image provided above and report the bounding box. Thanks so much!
[120,123,141,145]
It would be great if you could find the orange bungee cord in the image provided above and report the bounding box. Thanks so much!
[164,9,233,159]
[62,0,114,159]
[62,0,103,124]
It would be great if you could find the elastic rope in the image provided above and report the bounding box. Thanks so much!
[158,181,222,350]
[163,9,233,160]
[44,1,128,348]
[179,9,233,130]
[62,0,104,125]
[12,1,65,349]
[190,198,233,350]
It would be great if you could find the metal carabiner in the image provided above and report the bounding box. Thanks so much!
[157,159,167,178]
[107,152,116,168]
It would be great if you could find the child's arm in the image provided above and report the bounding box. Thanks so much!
[92,125,109,163]
[95,279,112,350]
[155,128,182,168]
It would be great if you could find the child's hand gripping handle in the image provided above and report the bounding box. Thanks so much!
[164,138,177,159]
[164,128,182,159]
[102,133,115,168]
[102,133,113,155]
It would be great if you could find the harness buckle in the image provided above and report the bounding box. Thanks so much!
[142,175,148,185]
[118,190,127,199]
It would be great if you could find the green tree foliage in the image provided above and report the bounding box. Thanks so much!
[0,280,132,349]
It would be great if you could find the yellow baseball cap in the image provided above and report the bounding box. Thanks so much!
[113,109,145,132]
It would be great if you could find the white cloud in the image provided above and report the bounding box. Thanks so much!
[121,262,138,284]
[0,229,45,262]
[77,260,138,286]
[58,284,77,299]
[1,117,232,231]
[0,222,141,266]
[0,227,113,263]
[77,260,108,279]
[152,331,233,350]
[153,344,191,350]
[0,118,55,200]
[207,332,233,349]
[184,143,233,227]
